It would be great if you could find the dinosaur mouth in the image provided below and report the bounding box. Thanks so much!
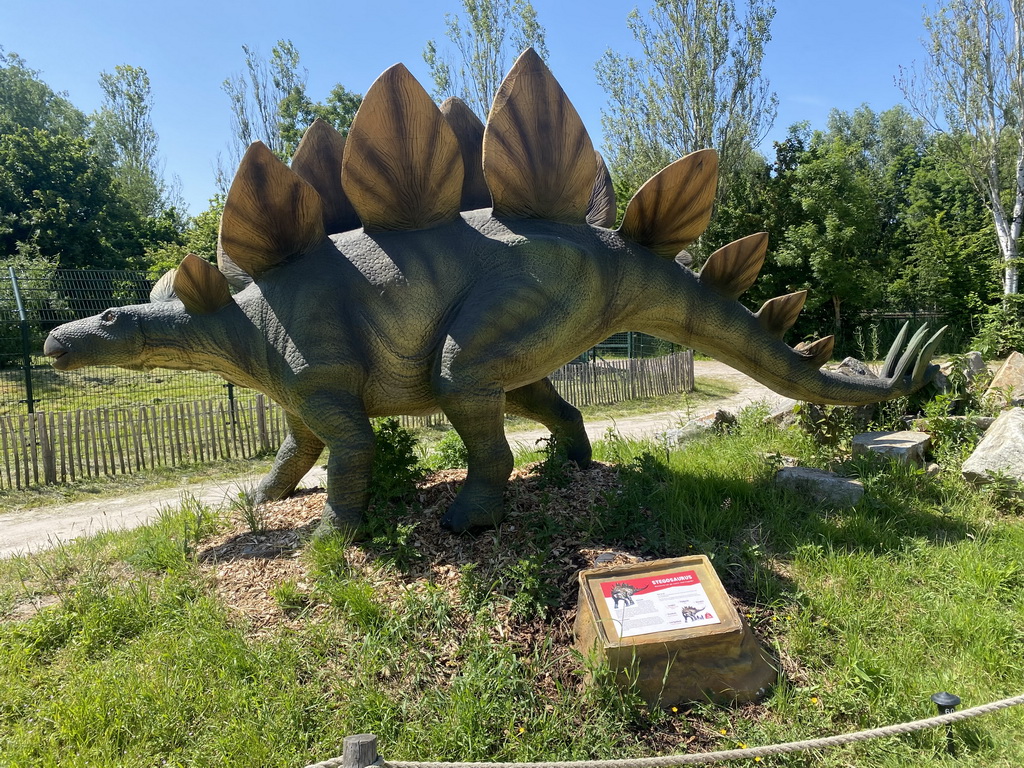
[44,335,71,369]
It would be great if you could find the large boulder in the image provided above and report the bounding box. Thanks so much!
[961,408,1024,488]
[985,352,1024,405]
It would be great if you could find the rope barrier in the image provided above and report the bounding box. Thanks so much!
[302,692,1024,768]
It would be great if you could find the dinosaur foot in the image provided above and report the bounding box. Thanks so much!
[440,493,506,533]
[310,501,368,542]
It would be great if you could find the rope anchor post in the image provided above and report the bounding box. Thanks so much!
[344,734,380,768]
[931,692,961,756]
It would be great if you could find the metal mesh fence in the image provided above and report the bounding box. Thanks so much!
[1,267,248,416]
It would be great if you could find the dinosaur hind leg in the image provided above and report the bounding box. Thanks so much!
[255,412,325,503]
[505,377,591,468]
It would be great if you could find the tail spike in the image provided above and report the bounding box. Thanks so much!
[698,232,768,299]
[755,290,807,339]
[880,321,911,379]
[913,326,948,383]
[795,335,835,367]
[888,324,931,382]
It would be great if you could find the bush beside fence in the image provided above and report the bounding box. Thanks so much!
[0,351,693,490]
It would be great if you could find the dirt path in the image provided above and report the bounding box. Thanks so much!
[0,362,777,558]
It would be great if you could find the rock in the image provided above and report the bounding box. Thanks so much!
[852,431,931,467]
[661,409,736,445]
[835,357,877,379]
[775,467,864,506]
[962,408,1024,487]
[936,351,991,394]
[925,462,941,477]
[965,351,987,376]
[764,397,801,427]
[986,351,1024,405]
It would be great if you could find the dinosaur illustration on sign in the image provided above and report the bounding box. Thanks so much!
[44,50,944,535]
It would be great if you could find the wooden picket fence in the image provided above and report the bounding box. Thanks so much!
[0,352,693,490]
[0,395,286,491]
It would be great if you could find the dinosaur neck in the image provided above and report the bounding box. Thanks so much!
[139,305,272,393]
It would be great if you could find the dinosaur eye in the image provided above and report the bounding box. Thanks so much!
[100,309,116,324]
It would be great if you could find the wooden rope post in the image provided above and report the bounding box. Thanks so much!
[343,734,379,768]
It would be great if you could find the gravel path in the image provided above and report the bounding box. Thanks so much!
[0,362,778,558]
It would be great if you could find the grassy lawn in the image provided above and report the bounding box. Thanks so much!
[2,399,1022,767]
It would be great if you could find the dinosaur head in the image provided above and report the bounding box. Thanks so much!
[44,254,235,372]
[45,305,151,371]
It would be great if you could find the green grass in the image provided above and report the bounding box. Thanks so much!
[1,364,234,416]
[3,403,1023,766]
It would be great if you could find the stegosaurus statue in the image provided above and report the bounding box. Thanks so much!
[44,50,944,534]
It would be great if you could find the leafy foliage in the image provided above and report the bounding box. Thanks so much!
[424,0,549,120]
[596,0,777,203]
[220,39,362,175]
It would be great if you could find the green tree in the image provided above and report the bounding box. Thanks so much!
[423,0,549,119]
[221,40,362,180]
[889,139,1001,329]
[900,0,1024,295]
[92,64,179,219]
[596,0,777,204]
[141,196,225,273]
[771,133,885,339]
[0,126,150,269]
[0,48,87,137]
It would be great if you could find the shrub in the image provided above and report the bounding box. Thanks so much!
[432,429,468,469]
[972,294,1024,358]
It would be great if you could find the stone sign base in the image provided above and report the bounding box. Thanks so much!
[574,555,777,707]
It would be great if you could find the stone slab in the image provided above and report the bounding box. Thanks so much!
[775,466,864,506]
[852,430,930,466]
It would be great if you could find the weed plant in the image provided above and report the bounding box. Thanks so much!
[2,400,1024,766]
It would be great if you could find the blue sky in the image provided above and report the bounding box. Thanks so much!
[3,0,931,216]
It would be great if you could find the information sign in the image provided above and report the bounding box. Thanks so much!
[599,569,721,638]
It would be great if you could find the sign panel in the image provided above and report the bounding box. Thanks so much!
[599,569,721,638]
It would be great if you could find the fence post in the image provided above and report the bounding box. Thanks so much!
[8,267,35,413]
[342,734,379,768]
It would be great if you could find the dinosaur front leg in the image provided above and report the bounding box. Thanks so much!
[433,361,513,532]
[505,377,591,467]
[255,412,326,503]
[295,392,375,538]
